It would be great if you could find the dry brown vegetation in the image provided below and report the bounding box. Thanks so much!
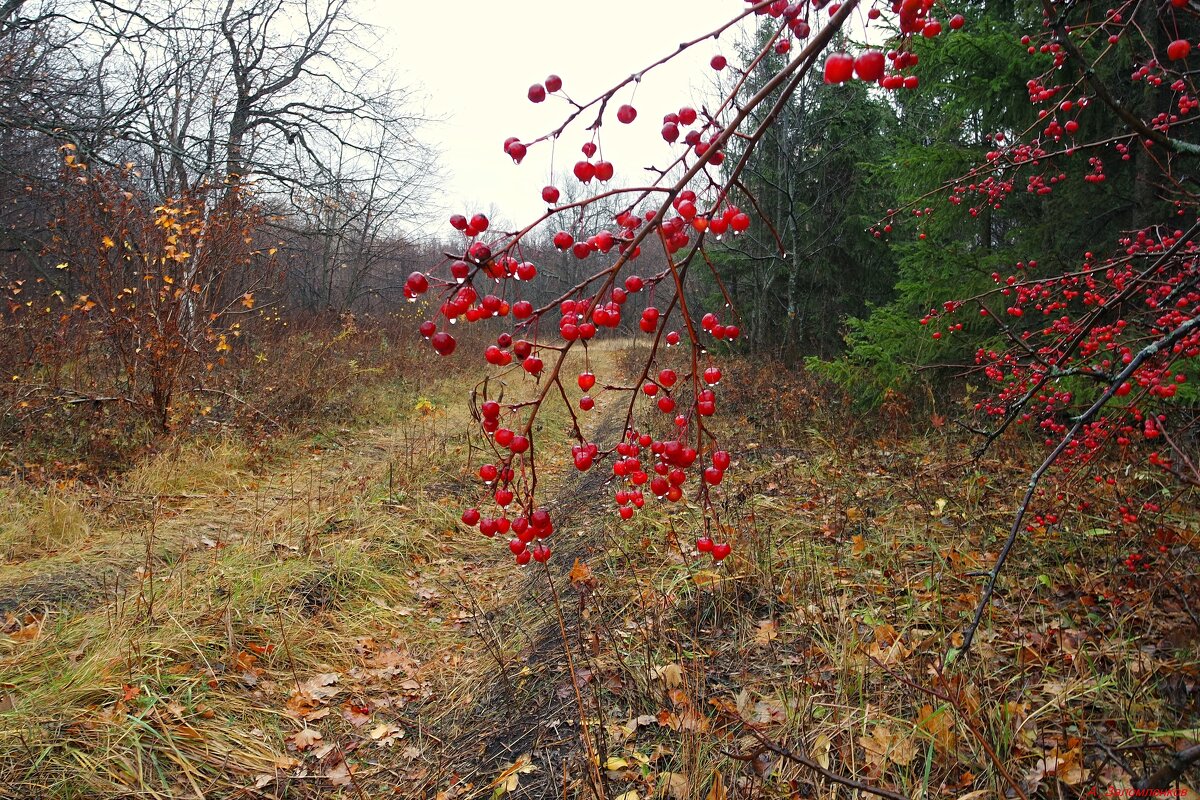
[0,340,1197,800]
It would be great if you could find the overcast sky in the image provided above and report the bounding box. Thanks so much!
[368,0,751,233]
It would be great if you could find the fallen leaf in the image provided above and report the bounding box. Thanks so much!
[369,723,404,746]
[288,727,323,751]
[705,771,727,800]
[569,559,595,587]
[657,663,683,689]
[660,771,690,800]
[1024,746,1088,788]
[916,704,956,752]
[491,753,537,797]
[860,725,916,775]
[753,619,779,646]
[326,761,355,787]
[298,672,341,701]
[812,733,831,769]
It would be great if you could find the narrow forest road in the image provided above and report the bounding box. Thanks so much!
[0,341,639,799]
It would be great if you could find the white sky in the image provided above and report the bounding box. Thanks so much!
[368,0,750,233]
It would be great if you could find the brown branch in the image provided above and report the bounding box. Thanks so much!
[740,727,909,800]
[1136,744,1200,791]
[1044,0,1200,157]
[961,314,1200,655]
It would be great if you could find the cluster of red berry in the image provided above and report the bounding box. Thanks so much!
[402,0,992,566]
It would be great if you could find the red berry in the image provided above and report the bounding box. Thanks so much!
[854,51,885,82]
[711,542,731,562]
[824,52,854,84]
[515,549,532,565]
[578,372,596,390]
[449,214,468,231]
[710,54,727,70]
[661,122,680,143]
[461,508,480,526]
[528,83,547,103]
[579,396,595,411]
[553,231,574,250]
[470,213,489,232]
[509,538,526,555]
[696,536,714,553]
[1168,39,1192,61]
[617,104,637,124]
[431,332,456,356]
[544,74,562,92]
[532,544,551,563]
[594,161,614,181]
[573,161,595,182]
[949,14,965,30]
[418,320,436,338]
[405,271,429,295]
[542,185,560,204]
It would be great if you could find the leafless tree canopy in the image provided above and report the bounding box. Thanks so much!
[0,0,440,310]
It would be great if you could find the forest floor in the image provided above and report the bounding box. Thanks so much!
[0,340,1197,800]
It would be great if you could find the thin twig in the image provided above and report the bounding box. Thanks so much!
[740,727,909,800]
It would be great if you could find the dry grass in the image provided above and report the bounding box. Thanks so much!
[0,352,512,798]
[0,345,1196,800]
[0,487,91,562]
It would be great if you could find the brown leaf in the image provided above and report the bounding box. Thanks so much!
[369,723,404,746]
[1025,746,1088,788]
[705,771,727,800]
[916,704,956,753]
[569,559,595,587]
[490,753,537,796]
[812,733,831,769]
[288,727,323,751]
[298,672,340,701]
[753,619,779,646]
[859,725,916,775]
[660,771,690,800]
[657,663,683,689]
[326,761,355,787]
